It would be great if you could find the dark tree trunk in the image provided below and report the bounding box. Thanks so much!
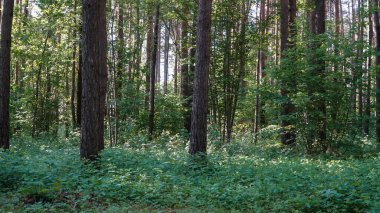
[315,0,327,146]
[332,0,341,126]
[279,0,296,145]
[305,0,327,151]
[80,0,107,160]
[0,0,15,149]
[148,5,160,141]
[374,0,380,143]
[189,0,212,155]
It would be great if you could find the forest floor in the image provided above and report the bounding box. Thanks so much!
[1,135,380,212]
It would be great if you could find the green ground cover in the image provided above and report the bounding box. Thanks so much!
[1,136,379,212]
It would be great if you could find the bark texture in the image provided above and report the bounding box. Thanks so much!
[80,0,108,160]
[189,0,212,155]
[279,0,296,145]
[0,0,15,149]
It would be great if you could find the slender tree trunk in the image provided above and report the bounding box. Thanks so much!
[222,2,235,144]
[71,0,77,128]
[145,13,153,109]
[164,22,170,94]
[32,33,50,137]
[156,22,161,89]
[148,5,160,141]
[364,0,373,135]
[133,0,142,84]
[233,0,249,142]
[107,5,116,144]
[0,0,15,149]
[181,7,191,133]
[254,0,267,140]
[357,0,364,128]
[117,3,125,98]
[332,0,340,125]
[14,0,20,86]
[174,44,178,94]
[80,0,107,160]
[189,0,212,155]
[351,0,359,111]
[76,28,83,128]
[174,22,180,94]
[254,50,261,137]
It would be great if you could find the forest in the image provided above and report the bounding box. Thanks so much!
[0,0,380,211]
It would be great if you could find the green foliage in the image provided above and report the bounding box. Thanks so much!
[118,93,185,144]
[1,136,380,212]
[11,0,77,136]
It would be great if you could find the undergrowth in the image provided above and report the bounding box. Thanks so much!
[0,135,379,212]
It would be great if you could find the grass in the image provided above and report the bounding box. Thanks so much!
[0,135,380,212]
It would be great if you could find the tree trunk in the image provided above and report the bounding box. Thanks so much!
[0,0,15,149]
[316,0,326,144]
[189,0,212,155]
[32,33,50,137]
[254,0,267,141]
[164,22,170,94]
[157,22,161,89]
[148,5,160,141]
[145,13,153,109]
[222,6,232,143]
[132,0,142,85]
[76,28,83,128]
[174,22,180,94]
[357,0,364,128]
[117,3,125,98]
[374,0,380,144]
[71,0,77,128]
[80,0,107,160]
[181,7,192,133]
[332,0,340,126]
[364,0,373,135]
[279,0,296,145]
